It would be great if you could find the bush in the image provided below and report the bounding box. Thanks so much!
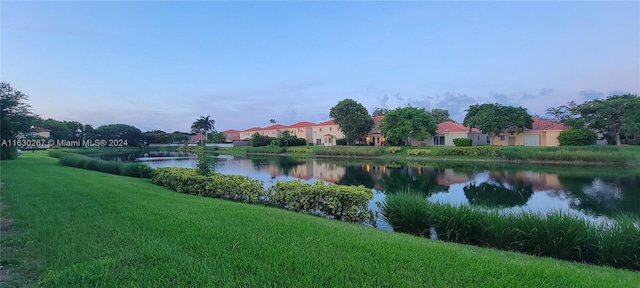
[453,138,472,146]
[407,149,431,156]
[152,168,266,203]
[55,152,152,178]
[558,129,597,146]
[314,146,382,157]
[384,146,402,154]
[269,180,375,224]
[246,146,287,154]
[288,147,313,153]
[336,138,348,146]
[250,133,275,147]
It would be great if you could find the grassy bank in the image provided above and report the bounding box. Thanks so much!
[1,152,639,286]
[214,145,640,165]
[380,192,640,271]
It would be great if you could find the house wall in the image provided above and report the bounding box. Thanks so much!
[544,130,562,146]
[494,131,558,146]
[312,125,343,146]
[282,127,313,144]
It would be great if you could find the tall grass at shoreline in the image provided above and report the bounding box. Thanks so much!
[48,150,153,178]
[380,191,640,271]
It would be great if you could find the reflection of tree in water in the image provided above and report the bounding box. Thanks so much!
[380,166,448,196]
[464,181,533,208]
[273,157,305,176]
[558,175,640,218]
[249,157,271,171]
[338,166,375,189]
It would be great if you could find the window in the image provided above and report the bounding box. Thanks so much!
[499,135,506,141]
[434,136,445,145]
[330,127,332,131]
[316,139,322,145]
[486,136,490,144]
[477,135,480,140]
[329,138,332,143]
[319,128,322,132]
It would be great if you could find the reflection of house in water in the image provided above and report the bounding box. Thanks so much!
[489,171,563,191]
[312,162,346,183]
[436,169,472,186]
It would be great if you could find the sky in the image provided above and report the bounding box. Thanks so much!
[2,1,639,133]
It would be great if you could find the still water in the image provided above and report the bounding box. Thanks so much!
[101,152,640,229]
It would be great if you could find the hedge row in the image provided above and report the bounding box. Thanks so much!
[151,168,375,224]
[407,147,504,157]
[50,150,153,178]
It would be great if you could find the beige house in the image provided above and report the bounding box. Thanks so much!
[411,121,488,146]
[493,117,569,146]
[365,116,386,146]
[282,121,315,144]
[240,127,262,140]
[312,120,344,146]
[259,124,287,138]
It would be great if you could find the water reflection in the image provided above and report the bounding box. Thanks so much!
[132,154,640,221]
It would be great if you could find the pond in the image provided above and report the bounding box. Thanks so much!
[100,152,640,230]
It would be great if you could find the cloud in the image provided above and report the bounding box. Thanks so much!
[435,92,477,122]
[407,96,432,109]
[539,88,555,96]
[489,92,519,107]
[394,93,404,102]
[522,92,536,100]
[609,90,629,96]
[376,94,390,107]
[579,90,604,100]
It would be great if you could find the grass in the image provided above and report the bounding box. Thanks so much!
[1,152,639,286]
[380,192,640,271]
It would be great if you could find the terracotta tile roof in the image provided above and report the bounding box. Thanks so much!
[287,121,316,128]
[436,121,480,134]
[530,117,569,131]
[34,127,51,133]
[317,120,336,126]
[323,134,335,137]
[264,124,287,130]
[222,129,239,133]
[242,127,262,132]
[373,115,385,123]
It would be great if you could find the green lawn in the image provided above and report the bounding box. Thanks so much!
[1,152,639,287]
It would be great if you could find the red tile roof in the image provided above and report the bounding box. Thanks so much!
[317,120,336,126]
[287,121,316,128]
[222,129,239,133]
[530,117,569,131]
[264,124,287,130]
[373,115,385,123]
[242,127,262,132]
[436,121,480,134]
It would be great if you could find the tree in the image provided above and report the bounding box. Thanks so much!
[572,94,640,145]
[269,119,277,124]
[379,106,437,146]
[463,103,533,145]
[545,105,569,123]
[372,107,389,117]
[557,128,597,146]
[208,131,227,143]
[191,115,215,146]
[430,108,453,123]
[94,124,143,146]
[1,82,35,159]
[329,99,374,145]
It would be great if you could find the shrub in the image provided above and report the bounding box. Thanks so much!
[269,180,375,224]
[288,147,313,153]
[250,132,275,147]
[558,128,597,146]
[196,153,214,176]
[378,191,431,236]
[453,138,472,146]
[55,152,152,178]
[407,149,431,156]
[314,146,382,157]
[152,168,266,203]
[336,138,348,146]
[246,146,287,154]
[384,146,402,154]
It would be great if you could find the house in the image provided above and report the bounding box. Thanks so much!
[364,116,386,146]
[312,120,344,146]
[222,129,240,142]
[411,121,489,146]
[33,127,51,138]
[240,127,263,140]
[282,121,316,145]
[493,117,569,146]
[260,124,287,138]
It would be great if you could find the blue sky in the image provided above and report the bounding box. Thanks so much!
[3,1,639,133]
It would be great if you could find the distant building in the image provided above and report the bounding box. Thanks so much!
[493,117,569,147]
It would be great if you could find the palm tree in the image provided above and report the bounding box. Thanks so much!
[269,119,277,124]
[191,115,215,145]
[545,105,568,123]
